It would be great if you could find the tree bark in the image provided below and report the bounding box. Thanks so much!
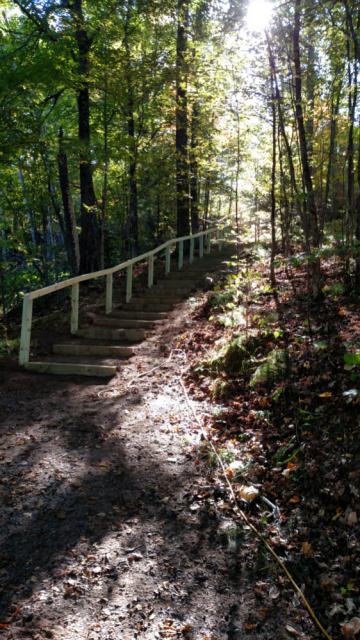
[293,0,321,296]
[190,101,200,233]
[57,128,80,276]
[71,0,99,274]
[176,0,190,238]
[124,0,138,256]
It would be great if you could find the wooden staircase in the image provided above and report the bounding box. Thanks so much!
[24,252,232,377]
[19,229,233,378]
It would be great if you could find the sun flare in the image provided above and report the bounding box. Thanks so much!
[245,0,273,32]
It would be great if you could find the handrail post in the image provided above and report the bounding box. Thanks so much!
[19,294,33,365]
[199,234,204,258]
[148,255,154,288]
[165,245,171,274]
[189,237,194,264]
[178,240,184,270]
[205,231,211,254]
[126,264,133,302]
[106,273,113,314]
[71,283,79,334]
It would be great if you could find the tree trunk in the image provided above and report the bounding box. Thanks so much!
[57,128,80,276]
[72,0,99,274]
[190,101,200,234]
[176,0,190,238]
[293,0,321,296]
[269,60,277,287]
[324,79,342,218]
[124,0,138,256]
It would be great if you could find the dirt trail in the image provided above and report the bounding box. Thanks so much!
[0,295,317,640]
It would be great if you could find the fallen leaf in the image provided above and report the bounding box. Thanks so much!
[301,542,313,557]
[346,511,358,526]
[288,495,301,504]
[342,617,360,639]
[285,624,301,637]
[319,391,332,398]
[238,485,259,502]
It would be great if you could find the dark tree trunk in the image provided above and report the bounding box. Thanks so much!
[293,0,321,296]
[124,0,138,256]
[190,101,200,233]
[269,58,277,286]
[176,0,190,238]
[71,0,99,274]
[57,128,80,276]
[324,79,342,216]
[100,71,109,270]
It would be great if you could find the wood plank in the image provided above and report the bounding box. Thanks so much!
[53,344,134,357]
[25,361,117,377]
[76,327,126,341]
[110,310,167,320]
[89,314,158,329]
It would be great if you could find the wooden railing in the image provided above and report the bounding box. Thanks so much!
[19,227,218,366]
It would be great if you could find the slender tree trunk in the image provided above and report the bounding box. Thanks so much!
[325,79,342,217]
[71,0,99,274]
[355,127,360,290]
[57,128,80,276]
[124,0,138,256]
[100,71,109,269]
[18,161,37,246]
[235,111,241,235]
[190,101,200,233]
[293,0,321,296]
[345,36,357,265]
[204,173,211,225]
[269,55,277,286]
[176,0,190,238]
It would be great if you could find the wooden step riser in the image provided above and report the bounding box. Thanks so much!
[77,328,125,341]
[125,303,174,312]
[53,344,134,357]
[110,311,167,320]
[90,315,159,329]
[25,362,116,377]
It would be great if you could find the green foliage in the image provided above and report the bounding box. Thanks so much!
[250,349,288,388]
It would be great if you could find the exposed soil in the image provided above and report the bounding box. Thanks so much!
[0,289,317,640]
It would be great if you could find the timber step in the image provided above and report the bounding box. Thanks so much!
[123,302,175,312]
[53,344,134,357]
[109,310,168,320]
[133,294,186,303]
[25,361,116,377]
[76,326,145,342]
[88,313,160,329]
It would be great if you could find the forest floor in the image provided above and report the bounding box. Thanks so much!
[0,248,359,640]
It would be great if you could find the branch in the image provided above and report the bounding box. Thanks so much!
[12,0,58,41]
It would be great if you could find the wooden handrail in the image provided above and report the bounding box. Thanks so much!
[19,227,218,366]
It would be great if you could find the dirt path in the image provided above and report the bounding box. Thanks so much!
[0,295,317,640]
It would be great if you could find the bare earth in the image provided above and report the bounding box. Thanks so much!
[0,295,317,640]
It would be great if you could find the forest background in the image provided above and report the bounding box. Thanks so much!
[0,0,360,321]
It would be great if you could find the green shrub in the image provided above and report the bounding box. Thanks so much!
[250,348,288,387]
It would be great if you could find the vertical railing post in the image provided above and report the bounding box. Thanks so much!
[71,283,79,334]
[126,263,133,302]
[189,237,194,264]
[19,294,33,365]
[199,234,204,258]
[205,231,211,254]
[148,254,154,288]
[178,239,184,270]
[106,273,113,314]
[165,245,171,274]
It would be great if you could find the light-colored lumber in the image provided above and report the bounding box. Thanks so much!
[25,361,116,377]
[76,326,126,341]
[53,344,134,357]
